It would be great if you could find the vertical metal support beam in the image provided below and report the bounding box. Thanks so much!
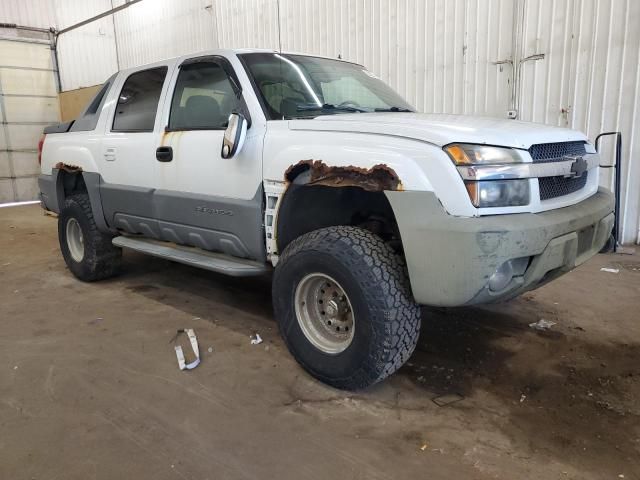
[48,29,62,93]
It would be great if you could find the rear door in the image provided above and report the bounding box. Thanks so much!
[99,63,173,237]
[153,56,265,261]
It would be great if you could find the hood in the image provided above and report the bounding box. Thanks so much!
[288,113,588,149]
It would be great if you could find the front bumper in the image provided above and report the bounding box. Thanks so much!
[385,188,614,306]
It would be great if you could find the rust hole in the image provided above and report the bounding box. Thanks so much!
[284,159,402,192]
[55,162,82,173]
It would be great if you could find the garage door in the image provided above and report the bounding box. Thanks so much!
[0,37,59,203]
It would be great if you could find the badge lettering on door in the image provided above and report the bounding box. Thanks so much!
[195,206,233,216]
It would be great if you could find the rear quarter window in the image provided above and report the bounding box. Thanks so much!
[70,73,117,132]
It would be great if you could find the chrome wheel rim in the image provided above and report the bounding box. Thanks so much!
[66,217,85,262]
[294,273,355,354]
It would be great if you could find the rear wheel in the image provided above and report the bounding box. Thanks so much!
[58,194,121,281]
[273,226,421,390]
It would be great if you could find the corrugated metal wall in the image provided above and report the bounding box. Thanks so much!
[517,0,640,244]
[1,0,639,244]
[0,0,56,30]
[54,0,119,90]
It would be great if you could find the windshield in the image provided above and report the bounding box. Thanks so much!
[239,53,414,119]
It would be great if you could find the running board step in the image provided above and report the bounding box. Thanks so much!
[112,236,270,277]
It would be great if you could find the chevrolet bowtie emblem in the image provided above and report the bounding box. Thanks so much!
[566,155,588,178]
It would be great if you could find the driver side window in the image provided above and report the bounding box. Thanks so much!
[169,62,240,130]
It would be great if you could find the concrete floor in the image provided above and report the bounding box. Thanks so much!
[1,204,639,480]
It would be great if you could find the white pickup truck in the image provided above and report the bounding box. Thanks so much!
[39,49,614,389]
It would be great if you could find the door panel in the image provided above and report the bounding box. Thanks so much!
[155,58,265,260]
[153,187,264,259]
[99,65,171,231]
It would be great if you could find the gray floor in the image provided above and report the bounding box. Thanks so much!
[1,205,639,480]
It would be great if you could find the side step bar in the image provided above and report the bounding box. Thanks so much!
[112,236,270,277]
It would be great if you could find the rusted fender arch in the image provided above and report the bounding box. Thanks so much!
[284,160,403,192]
[55,162,83,173]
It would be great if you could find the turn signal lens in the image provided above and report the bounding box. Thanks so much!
[446,144,469,164]
[445,143,521,165]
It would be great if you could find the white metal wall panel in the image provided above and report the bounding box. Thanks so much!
[111,0,218,70]
[518,0,640,244]
[54,0,119,90]
[0,0,56,29]
[214,0,279,51]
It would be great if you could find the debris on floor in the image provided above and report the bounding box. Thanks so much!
[250,333,263,345]
[432,393,464,407]
[600,267,620,274]
[529,319,556,331]
[171,329,200,370]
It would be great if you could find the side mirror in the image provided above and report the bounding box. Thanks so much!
[221,113,247,159]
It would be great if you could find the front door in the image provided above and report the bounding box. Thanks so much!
[154,57,265,261]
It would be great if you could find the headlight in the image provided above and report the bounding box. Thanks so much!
[445,143,522,165]
[464,179,530,208]
[444,143,530,208]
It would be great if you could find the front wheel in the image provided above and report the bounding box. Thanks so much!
[272,226,421,390]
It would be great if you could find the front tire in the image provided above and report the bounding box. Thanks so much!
[58,194,121,281]
[273,226,421,390]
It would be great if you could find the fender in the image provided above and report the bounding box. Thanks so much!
[262,122,478,218]
[46,170,112,234]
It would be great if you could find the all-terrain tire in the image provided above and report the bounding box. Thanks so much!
[58,194,121,281]
[272,226,421,390]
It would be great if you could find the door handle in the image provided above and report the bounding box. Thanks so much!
[104,147,116,161]
[156,146,173,162]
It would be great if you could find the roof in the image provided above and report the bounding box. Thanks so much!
[116,48,363,74]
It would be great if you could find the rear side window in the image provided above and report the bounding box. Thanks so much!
[112,66,167,132]
[70,72,117,132]
[168,62,240,130]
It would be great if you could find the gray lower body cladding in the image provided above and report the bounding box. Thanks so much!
[385,188,615,307]
[39,172,266,262]
[38,173,59,213]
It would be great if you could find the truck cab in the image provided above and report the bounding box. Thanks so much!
[38,49,614,389]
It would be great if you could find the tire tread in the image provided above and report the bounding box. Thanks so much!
[276,226,421,389]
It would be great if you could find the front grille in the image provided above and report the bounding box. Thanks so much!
[531,141,590,200]
[539,172,588,200]
[529,141,587,163]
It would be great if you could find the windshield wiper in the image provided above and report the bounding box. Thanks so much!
[296,103,369,113]
[374,106,413,112]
